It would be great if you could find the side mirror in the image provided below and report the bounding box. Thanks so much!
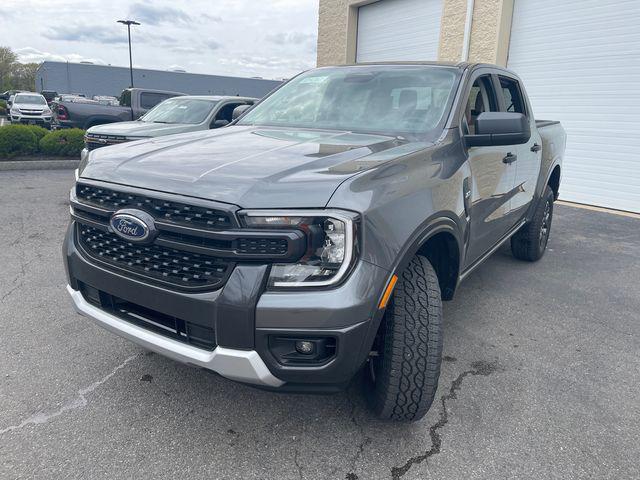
[212,119,230,129]
[465,112,530,147]
[232,104,251,121]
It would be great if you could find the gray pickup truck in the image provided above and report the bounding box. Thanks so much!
[52,88,185,130]
[64,62,565,422]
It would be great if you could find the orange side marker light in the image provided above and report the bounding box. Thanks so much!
[378,274,398,309]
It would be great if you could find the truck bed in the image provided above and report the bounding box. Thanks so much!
[536,119,566,196]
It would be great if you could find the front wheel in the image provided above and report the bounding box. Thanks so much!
[367,255,443,422]
[511,186,554,262]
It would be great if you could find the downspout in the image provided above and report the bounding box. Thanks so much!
[461,0,475,61]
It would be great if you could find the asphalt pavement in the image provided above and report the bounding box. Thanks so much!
[1,169,638,480]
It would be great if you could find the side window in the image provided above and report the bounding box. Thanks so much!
[464,75,497,134]
[119,90,131,107]
[499,77,526,115]
[140,93,172,110]
[212,102,244,126]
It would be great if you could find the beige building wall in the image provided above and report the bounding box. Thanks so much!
[317,0,514,67]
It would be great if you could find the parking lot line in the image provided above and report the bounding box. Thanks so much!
[557,200,640,219]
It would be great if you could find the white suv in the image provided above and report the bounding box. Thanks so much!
[10,92,53,128]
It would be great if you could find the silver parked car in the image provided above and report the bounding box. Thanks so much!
[82,95,256,154]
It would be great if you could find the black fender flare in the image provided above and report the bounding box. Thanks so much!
[357,214,465,367]
[390,214,464,283]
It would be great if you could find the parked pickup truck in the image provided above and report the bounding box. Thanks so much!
[82,95,257,154]
[9,92,53,127]
[64,62,565,421]
[52,87,185,130]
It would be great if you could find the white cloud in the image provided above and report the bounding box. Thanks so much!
[2,0,318,79]
[15,47,106,65]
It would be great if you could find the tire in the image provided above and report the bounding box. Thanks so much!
[511,185,554,262]
[368,254,443,422]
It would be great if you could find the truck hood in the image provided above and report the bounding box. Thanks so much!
[14,103,49,112]
[81,125,430,208]
[87,121,200,138]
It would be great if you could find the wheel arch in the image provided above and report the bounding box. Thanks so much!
[547,164,561,200]
[392,215,464,301]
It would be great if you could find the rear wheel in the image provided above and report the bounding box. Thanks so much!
[510,185,554,262]
[367,254,443,422]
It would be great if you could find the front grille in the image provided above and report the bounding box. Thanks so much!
[78,225,233,290]
[79,282,216,350]
[19,108,44,114]
[76,184,233,230]
[85,134,130,151]
[71,182,305,291]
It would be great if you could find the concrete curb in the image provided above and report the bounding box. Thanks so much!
[0,159,79,171]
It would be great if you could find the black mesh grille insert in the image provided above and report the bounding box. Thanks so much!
[78,225,232,290]
[237,237,289,255]
[76,184,233,230]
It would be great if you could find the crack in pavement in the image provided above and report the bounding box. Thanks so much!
[0,353,142,435]
[293,448,304,480]
[344,389,371,480]
[390,360,501,479]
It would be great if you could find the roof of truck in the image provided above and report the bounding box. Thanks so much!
[329,61,514,72]
[174,95,258,101]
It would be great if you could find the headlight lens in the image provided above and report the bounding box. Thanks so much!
[239,210,358,288]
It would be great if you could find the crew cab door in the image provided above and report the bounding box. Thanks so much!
[462,71,519,267]
[496,75,542,217]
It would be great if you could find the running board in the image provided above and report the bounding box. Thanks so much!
[459,219,526,282]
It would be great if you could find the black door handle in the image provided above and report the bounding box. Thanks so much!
[503,153,517,164]
[531,143,542,152]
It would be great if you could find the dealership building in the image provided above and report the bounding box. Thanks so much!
[317,0,639,213]
[35,61,282,101]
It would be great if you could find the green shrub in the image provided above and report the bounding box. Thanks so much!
[39,129,85,157]
[0,99,6,116]
[25,125,49,144]
[0,125,38,158]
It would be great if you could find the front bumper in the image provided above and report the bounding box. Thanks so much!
[11,114,51,125]
[67,285,284,387]
[64,222,389,390]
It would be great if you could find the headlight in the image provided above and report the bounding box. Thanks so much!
[239,209,358,288]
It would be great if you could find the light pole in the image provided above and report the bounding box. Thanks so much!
[117,20,141,88]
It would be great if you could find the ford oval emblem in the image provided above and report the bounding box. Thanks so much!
[109,209,156,243]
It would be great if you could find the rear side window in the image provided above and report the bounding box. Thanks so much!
[140,92,174,110]
[119,90,131,107]
[499,77,526,115]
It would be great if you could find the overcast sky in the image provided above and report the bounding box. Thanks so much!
[0,0,318,80]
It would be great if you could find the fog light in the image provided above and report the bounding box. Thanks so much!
[295,341,315,355]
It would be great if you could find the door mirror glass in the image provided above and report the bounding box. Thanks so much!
[232,104,251,120]
[465,112,530,147]
[212,119,230,129]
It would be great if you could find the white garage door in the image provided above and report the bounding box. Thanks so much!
[508,0,640,212]
[356,0,443,63]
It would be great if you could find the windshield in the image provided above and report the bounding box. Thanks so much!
[15,95,47,105]
[238,66,459,137]
[140,98,218,124]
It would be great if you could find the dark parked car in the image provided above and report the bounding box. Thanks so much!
[40,90,58,105]
[0,89,25,101]
[64,62,565,421]
[52,87,185,130]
